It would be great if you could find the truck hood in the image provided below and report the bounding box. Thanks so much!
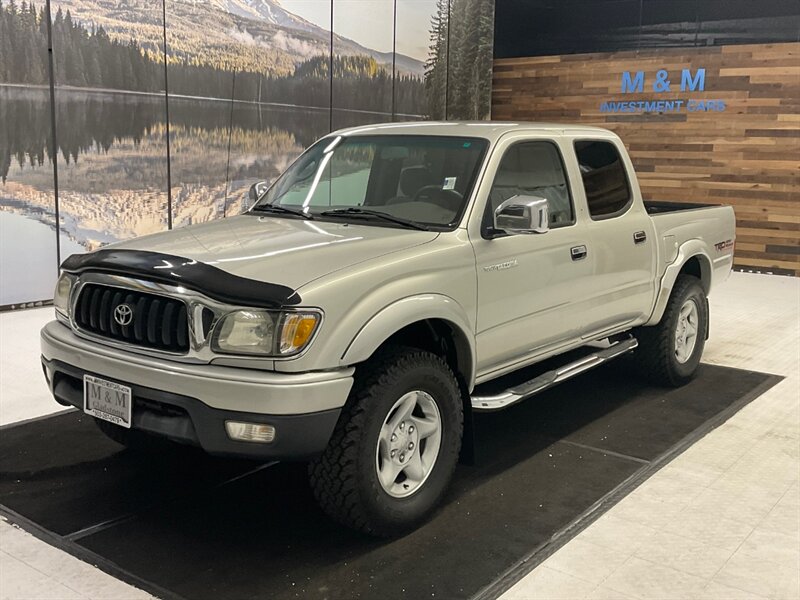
[113,214,439,290]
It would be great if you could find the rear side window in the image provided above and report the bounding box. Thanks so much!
[574,140,631,219]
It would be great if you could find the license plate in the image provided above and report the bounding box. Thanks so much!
[84,375,132,429]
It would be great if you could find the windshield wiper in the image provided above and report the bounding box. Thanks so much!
[319,207,429,231]
[250,203,313,220]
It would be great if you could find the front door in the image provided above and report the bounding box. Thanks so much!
[472,139,591,378]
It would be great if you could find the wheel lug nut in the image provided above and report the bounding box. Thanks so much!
[399,422,405,430]
[408,442,414,450]
[390,433,397,442]
[399,453,405,462]
[408,425,414,434]
[390,449,397,458]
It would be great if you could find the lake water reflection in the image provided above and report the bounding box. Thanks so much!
[0,211,83,306]
[1,85,363,304]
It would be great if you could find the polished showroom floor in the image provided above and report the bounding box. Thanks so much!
[1,271,798,600]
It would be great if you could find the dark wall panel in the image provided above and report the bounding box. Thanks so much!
[494,0,800,58]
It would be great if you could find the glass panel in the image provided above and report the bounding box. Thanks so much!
[395,0,440,119]
[165,0,234,227]
[263,0,332,109]
[446,0,495,119]
[167,0,333,223]
[50,1,169,250]
[226,104,331,215]
[0,2,62,305]
[332,0,395,129]
[167,96,233,227]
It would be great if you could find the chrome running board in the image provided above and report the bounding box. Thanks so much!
[471,337,638,412]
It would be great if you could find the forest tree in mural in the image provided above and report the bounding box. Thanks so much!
[0,0,49,84]
[0,3,426,111]
[425,0,495,119]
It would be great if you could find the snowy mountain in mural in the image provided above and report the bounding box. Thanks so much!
[48,0,424,76]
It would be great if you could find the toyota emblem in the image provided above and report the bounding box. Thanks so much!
[113,303,134,326]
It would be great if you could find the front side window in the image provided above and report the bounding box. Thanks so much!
[255,135,488,229]
[487,141,574,228]
[574,140,631,219]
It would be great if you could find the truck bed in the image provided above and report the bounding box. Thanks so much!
[647,201,736,289]
[644,200,718,215]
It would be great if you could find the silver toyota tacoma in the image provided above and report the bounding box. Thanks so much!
[41,122,736,535]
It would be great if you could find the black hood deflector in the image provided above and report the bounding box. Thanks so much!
[61,250,300,308]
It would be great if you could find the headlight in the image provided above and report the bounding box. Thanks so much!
[212,310,321,356]
[53,272,76,319]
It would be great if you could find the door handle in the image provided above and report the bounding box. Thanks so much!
[571,245,588,261]
[634,231,647,244]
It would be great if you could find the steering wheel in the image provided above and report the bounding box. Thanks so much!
[412,185,463,211]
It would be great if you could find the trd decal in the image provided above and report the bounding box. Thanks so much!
[714,239,734,252]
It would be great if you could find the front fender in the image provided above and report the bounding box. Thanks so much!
[341,294,476,387]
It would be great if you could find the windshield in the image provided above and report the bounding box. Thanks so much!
[252,135,488,229]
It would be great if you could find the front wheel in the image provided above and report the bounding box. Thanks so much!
[308,346,463,536]
[633,274,708,387]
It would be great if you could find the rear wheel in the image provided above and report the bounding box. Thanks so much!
[633,274,707,387]
[308,345,463,536]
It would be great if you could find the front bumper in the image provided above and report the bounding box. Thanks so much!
[40,321,354,459]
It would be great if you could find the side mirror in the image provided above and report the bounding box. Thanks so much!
[248,181,269,204]
[494,195,549,235]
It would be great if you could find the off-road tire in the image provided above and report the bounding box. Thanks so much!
[308,345,464,537]
[633,274,707,387]
[94,418,164,451]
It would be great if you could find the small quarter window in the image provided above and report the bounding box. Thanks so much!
[574,140,631,219]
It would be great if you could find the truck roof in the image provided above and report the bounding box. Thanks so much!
[332,121,615,142]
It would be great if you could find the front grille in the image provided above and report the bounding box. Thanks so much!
[74,284,190,353]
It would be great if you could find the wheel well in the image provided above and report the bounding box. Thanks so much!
[679,255,711,293]
[377,319,475,465]
[378,319,473,390]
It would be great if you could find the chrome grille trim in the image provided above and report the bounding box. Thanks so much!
[74,283,190,353]
[68,273,235,363]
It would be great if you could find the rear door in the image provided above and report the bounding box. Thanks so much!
[568,137,656,338]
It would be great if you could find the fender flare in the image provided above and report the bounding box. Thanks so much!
[341,294,477,388]
[646,240,712,326]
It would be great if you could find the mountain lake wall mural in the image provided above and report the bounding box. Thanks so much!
[0,0,496,307]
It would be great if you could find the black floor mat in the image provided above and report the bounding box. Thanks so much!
[0,364,779,600]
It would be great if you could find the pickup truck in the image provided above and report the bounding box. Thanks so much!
[41,122,736,536]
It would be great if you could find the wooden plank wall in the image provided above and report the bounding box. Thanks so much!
[492,43,800,276]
